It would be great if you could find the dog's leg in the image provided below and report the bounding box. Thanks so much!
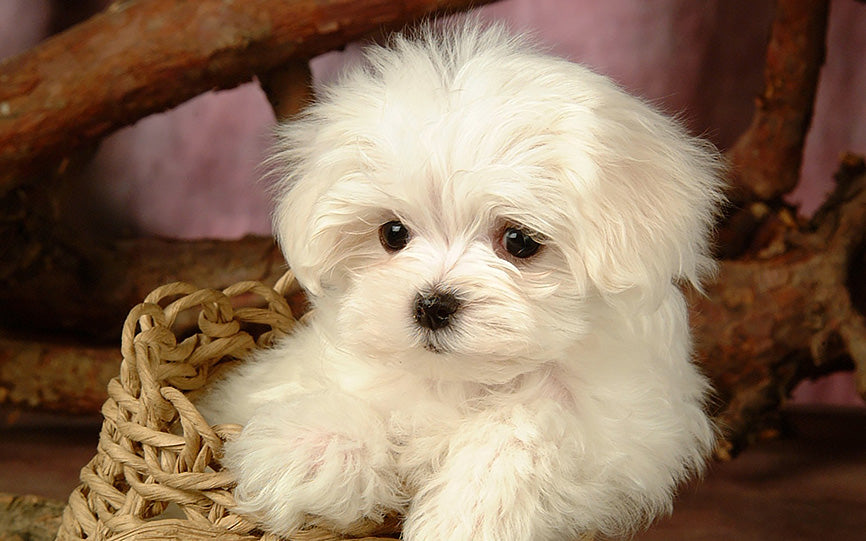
[221,391,405,537]
[402,403,591,541]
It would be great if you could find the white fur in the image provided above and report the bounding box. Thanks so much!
[197,20,724,541]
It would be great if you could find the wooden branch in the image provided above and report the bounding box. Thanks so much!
[0,233,285,341]
[7,164,864,421]
[726,0,829,202]
[698,155,866,455]
[0,0,496,196]
[0,334,117,414]
[261,60,314,123]
[0,233,286,413]
[704,0,859,453]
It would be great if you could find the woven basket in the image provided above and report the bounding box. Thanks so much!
[57,272,399,541]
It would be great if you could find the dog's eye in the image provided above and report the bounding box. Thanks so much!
[502,227,542,259]
[379,220,410,252]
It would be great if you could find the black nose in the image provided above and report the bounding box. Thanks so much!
[414,292,460,330]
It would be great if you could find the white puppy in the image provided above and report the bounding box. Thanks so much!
[198,21,723,541]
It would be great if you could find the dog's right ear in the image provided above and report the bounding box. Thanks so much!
[268,117,336,298]
[269,106,389,298]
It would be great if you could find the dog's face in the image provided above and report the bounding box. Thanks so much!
[270,25,722,383]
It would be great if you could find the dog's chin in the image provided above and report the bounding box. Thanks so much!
[381,333,540,385]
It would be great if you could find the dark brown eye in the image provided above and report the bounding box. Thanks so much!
[379,220,410,252]
[502,227,541,259]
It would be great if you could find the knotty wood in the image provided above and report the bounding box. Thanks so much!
[0,0,495,195]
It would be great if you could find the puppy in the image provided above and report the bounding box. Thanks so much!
[198,20,724,541]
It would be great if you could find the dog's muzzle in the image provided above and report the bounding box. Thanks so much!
[414,291,460,330]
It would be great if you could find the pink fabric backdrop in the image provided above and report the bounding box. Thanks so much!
[1,0,864,405]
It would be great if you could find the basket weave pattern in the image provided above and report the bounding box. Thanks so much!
[57,272,399,540]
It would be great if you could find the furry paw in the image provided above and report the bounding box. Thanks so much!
[222,395,404,536]
[402,407,582,541]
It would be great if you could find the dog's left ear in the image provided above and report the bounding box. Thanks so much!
[555,89,725,301]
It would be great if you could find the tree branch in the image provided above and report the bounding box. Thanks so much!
[261,60,314,123]
[0,233,320,414]
[698,155,866,455]
[0,233,285,341]
[0,0,496,196]
[0,334,117,414]
[726,0,829,202]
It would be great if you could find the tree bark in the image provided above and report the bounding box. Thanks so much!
[697,155,866,455]
[0,233,285,341]
[0,0,495,196]
[0,335,117,414]
[261,60,314,123]
[727,0,829,202]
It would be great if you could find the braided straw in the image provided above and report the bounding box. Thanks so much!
[56,272,399,541]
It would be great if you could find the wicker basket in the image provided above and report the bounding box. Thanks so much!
[57,272,399,541]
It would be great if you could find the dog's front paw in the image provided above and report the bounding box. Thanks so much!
[402,407,584,541]
[222,396,404,537]
[402,468,544,541]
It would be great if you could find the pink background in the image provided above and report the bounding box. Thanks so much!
[2,0,864,406]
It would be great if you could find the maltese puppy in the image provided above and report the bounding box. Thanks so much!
[198,20,723,541]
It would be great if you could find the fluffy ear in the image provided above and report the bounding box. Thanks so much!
[268,114,348,298]
[268,103,390,298]
[269,122,325,297]
[555,80,726,300]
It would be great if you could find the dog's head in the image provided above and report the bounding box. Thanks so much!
[269,23,724,383]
